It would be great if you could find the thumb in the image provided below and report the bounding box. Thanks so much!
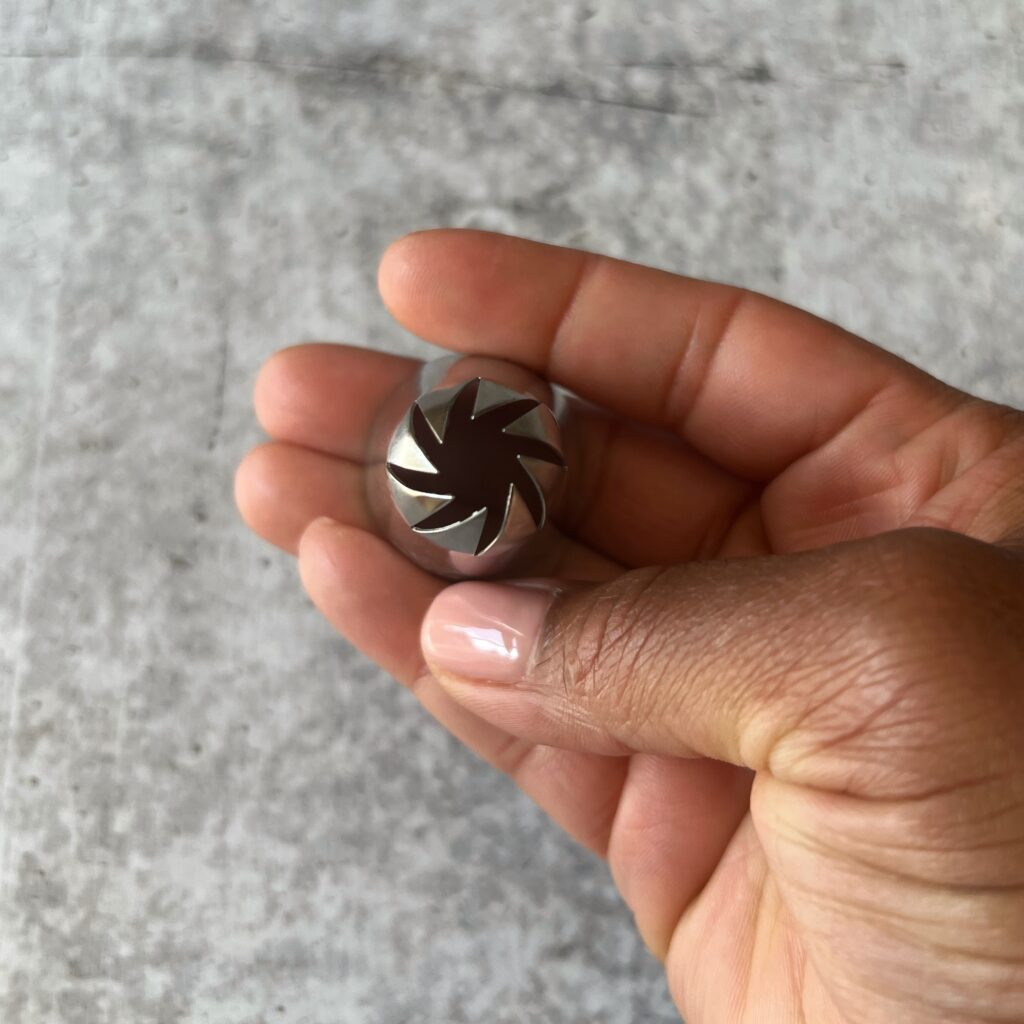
[420,529,1023,792]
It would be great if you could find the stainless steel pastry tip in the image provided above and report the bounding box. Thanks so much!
[385,376,566,560]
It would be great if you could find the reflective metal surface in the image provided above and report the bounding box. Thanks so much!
[367,357,568,579]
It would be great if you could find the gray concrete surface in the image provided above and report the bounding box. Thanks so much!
[2,2,1022,1021]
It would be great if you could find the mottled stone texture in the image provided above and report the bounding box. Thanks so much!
[1,1,1022,1021]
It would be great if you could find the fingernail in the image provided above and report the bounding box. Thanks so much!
[421,581,559,683]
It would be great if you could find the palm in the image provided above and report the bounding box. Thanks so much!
[237,231,1023,1022]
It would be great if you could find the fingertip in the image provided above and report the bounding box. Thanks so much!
[297,520,443,684]
[253,344,306,436]
[378,228,503,330]
[297,515,346,585]
[377,230,435,321]
[298,513,344,546]
[254,342,363,437]
[420,581,557,685]
[234,442,286,543]
[298,518,405,607]
[376,230,583,363]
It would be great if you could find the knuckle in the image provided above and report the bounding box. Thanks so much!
[775,529,1024,792]
[856,528,1009,658]
[551,567,676,735]
[838,530,963,664]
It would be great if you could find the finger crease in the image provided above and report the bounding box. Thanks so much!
[544,252,602,378]
[660,287,749,433]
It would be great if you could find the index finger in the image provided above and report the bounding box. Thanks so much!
[379,230,949,479]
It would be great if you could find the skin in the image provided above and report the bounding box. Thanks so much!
[236,229,1024,1023]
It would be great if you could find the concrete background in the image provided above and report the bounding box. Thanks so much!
[1,2,1022,1021]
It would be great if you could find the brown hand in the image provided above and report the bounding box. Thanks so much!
[237,230,1024,1023]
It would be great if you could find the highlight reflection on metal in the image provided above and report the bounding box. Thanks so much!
[385,377,566,557]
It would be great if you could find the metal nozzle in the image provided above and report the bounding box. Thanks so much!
[387,376,565,557]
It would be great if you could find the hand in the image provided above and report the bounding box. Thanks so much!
[236,230,1024,1023]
